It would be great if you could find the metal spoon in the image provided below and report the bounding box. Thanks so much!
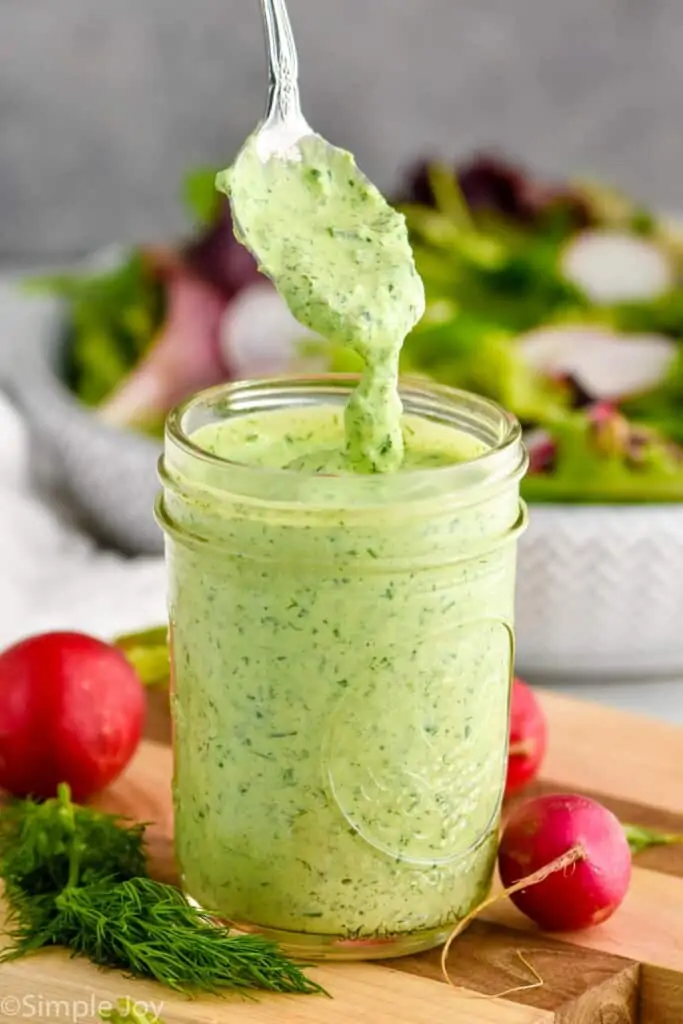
[255,0,317,162]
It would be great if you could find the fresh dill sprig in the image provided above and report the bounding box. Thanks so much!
[0,783,146,950]
[0,783,147,893]
[53,878,322,994]
[0,784,325,997]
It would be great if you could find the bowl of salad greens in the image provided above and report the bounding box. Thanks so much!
[14,155,683,676]
[10,171,304,554]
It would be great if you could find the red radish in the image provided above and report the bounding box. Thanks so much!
[505,677,548,797]
[0,631,145,802]
[498,793,632,931]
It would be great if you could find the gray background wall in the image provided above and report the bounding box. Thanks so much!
[1,0,681,261]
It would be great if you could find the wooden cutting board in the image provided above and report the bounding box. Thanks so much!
[2,689,683,1024]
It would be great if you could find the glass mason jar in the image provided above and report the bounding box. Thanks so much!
[156,376,527,961]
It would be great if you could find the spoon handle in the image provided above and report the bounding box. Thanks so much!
[260,0,303,127]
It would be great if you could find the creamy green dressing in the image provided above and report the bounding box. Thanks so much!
[217,134,424,472]
[193,405,485,472]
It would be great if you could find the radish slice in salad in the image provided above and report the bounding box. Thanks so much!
[523,428,556,473]
[561,229,674,303]
[518,325,675,400]
[220,282,319,378]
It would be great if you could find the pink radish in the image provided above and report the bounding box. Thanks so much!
[505,677,548,798]
[498,793,632,931]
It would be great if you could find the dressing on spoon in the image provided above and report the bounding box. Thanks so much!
[216,135,424,473]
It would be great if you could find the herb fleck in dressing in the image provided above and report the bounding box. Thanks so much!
[164,134,524,955]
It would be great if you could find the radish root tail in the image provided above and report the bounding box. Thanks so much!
[492,949,544,999]
[440,843,585,987]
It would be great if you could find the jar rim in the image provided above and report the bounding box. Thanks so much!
[164,375,527,508]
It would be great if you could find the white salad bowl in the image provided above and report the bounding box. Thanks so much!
[3,274,683,679]
[515,504,683,680]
